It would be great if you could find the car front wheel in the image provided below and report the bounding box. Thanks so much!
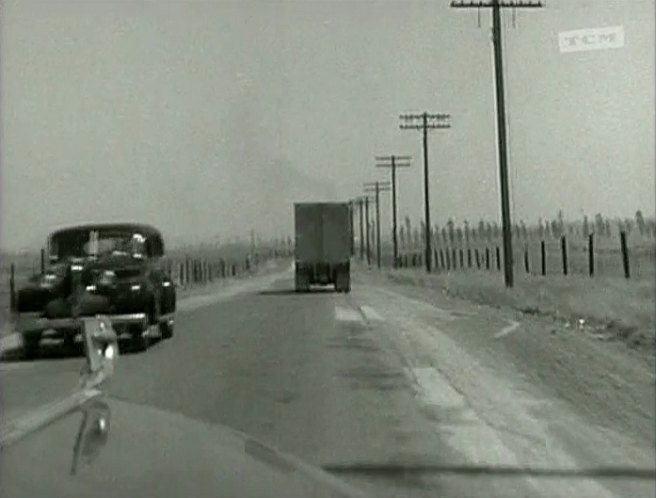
[22,333,41,359]
[159,319,174,339]
[129,322,149,352]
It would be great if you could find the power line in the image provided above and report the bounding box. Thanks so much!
[399,112,451,273]
[451,0,543,288]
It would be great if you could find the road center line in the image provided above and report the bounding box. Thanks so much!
[334,306,363,323]
[358,305,385,322]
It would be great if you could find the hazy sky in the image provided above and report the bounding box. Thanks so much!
[1,0,654,251]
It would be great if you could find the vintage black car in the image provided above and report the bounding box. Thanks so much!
[13,223,176,356]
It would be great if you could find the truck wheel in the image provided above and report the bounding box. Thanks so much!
[22,333,41,359]
[335,270,350,293]
[295,270,310,293]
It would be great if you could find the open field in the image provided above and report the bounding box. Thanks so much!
[378,266,655,355]
[396,231,655,281]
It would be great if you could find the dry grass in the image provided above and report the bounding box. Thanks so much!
[384,268,655,352]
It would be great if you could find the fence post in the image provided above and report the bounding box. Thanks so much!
[485,247,490,270]
[561,236,568,276]
[588,233,594,277]
[541,241,546,276]
[9,263,15,311]
[40,249,45,274]
[467,248,472,268]
[495,246,501,271]
[459,249,464,269]
[445,250,451,270]
[434,250,439,270]
[439,250,445,269]
[475,249,480,269]
[620,231,630,278]
[524,245,529,274]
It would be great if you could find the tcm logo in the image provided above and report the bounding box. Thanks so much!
[559,26,624,53]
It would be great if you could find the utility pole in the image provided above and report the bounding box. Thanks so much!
[357,197,365,260]
[451,0,542,288]
[364,181,391,269]
[349,199,355,256]
[376,155,411,268]
[364,196,371,265]
[400,112,451,273]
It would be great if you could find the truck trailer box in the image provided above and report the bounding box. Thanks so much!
[294,202,351,292]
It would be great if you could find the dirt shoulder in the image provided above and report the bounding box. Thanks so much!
[378,267,655,355]
[356,265,656,452]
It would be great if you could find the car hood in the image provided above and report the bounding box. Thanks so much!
[1,393,369,498]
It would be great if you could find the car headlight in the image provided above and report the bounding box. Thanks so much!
[96,270,116,287]
[39,273,59,288]
[130,283,141,291]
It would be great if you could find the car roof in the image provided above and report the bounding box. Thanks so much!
[49,223,162,238]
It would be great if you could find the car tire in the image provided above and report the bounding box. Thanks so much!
[159,319,174,339]
[22,333,41,360]
[130,322,149,352]
[61,328,77,352]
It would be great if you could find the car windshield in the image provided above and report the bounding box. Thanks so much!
[49,230,146,260]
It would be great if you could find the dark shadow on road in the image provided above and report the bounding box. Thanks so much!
[258,288,337,296]
[0,337,164,363]
[322,463,656,480]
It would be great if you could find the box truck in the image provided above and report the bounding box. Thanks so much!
[294,202,351,293]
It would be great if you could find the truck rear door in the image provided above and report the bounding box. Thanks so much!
[294,204,323,262]
[321,203,350,264]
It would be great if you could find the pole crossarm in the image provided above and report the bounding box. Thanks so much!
[399,114,451,130]
[450,1,543,7]
[375,155,412,162]
[400,113,451,120]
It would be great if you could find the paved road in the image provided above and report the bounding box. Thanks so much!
[2,265,655,498]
